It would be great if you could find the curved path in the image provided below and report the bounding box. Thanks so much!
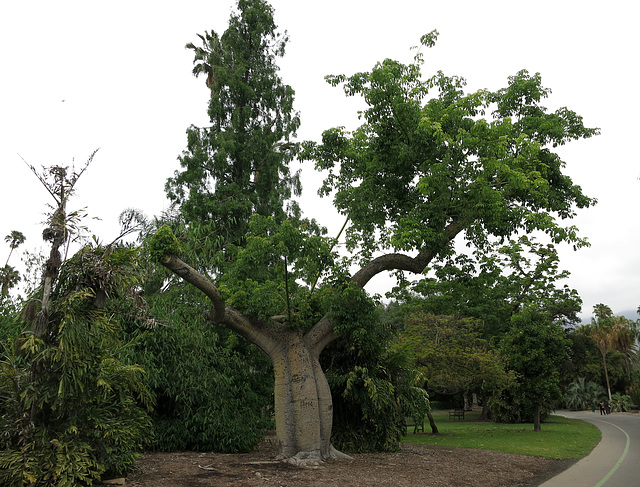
[540,411,639,487]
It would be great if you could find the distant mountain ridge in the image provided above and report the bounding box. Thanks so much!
[580,308,639,325]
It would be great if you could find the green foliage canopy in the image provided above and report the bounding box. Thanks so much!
[399,236,583,336]
[397,312,513,395]
[303,31,597,272]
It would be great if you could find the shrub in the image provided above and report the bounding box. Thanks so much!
[610,393,633,412]
[130,286,274,452]
[323,289,429,453]
[563,378,606,410]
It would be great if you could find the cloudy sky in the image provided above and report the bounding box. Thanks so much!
[1,0,638,319]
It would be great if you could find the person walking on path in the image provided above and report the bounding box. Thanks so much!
[599,402,605,415]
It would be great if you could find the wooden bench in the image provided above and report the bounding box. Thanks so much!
[448,409,465,420]
[405,417,425,433]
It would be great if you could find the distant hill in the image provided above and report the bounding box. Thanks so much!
[616,309,639,321]
[580,308,638,325]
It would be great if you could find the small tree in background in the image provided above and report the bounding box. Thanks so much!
[493,308,569,431]
[579,304,638,401]
[1,231,26,297]
[3,231,26,268]
[397,312,513,429]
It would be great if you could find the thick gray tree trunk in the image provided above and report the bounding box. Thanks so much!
[161,255,352,463]
[270,331,337,462]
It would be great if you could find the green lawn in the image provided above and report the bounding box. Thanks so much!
[403,412,600,459]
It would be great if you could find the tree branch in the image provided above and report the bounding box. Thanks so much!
[307,219,466,355]
[161,254,282,359]
[350,219,465,288]
[306,315,337,356]
[161,255,226,323]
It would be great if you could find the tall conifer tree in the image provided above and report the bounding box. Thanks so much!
[166,0,300,247]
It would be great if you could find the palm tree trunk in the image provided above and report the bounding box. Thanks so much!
[601,351,612,402]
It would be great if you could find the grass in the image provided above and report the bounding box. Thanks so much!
[403,411,601,459]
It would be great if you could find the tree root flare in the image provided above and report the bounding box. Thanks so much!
[277,446,354,467]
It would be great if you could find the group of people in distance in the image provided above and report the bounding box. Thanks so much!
[599,401,611,415]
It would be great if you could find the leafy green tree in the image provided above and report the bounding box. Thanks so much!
[564,330,604,387]
[396,313,512,417]
[494,308,569,431]
[156,26,597,462]
[152,1,305,452]
[397,236,583,336]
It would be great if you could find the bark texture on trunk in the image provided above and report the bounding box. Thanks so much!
[270,331,334,462]
[426,411,439,434]
[533,404,541,432]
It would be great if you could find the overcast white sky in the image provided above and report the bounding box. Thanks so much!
[1,0,638,320]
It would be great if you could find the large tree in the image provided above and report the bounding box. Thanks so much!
[166,0,300,249]
[154,25,597,462]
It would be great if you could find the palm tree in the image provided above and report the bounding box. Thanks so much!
[4,230,26,267]
[613,316,638,379]
[185,30,223,97]
[564,378,606,410]
[581,304,636,401]
[0,265,20,295]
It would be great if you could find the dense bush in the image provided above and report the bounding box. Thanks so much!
[610,393,633,412]
[323,288,429,453]
[0,246,152,486]
[129,284,274,452]
[563,378,606,410]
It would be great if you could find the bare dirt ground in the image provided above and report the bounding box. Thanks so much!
[125,433,575,487]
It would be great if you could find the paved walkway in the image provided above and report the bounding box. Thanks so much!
[540,411,639,487]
